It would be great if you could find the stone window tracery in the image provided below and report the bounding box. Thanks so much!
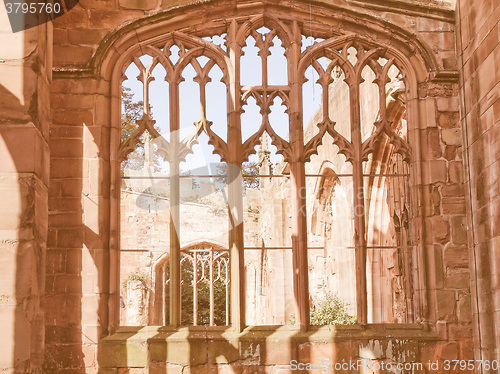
[117,13,415,327]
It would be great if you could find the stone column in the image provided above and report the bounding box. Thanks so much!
[126,280,147,325]
[0,5,51,372]
[457,0,500,367]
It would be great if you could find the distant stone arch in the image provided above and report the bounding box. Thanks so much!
[151,240,229,325]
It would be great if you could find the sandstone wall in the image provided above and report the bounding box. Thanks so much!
[0,6,51,373]
[99,324,470,373]
[456,0,500,367]
[47,59,111,373]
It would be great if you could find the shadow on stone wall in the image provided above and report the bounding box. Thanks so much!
[0,79,47,371]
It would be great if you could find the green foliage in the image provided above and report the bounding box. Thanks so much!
[180,257,228,325]
[121,87,163,172]
[215,161,261,190]
[309,293,357,325]
[122,271,149,289]
[241,161,260,189]
[164,255,228,326]
[245,205,260,222]
[121,87,144,143]
[245,205,260,214]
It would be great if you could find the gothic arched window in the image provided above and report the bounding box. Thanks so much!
[116,12,414,328]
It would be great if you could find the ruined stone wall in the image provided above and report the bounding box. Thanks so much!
[0,7,51,373]
[118,170,267,326]
[413,73,473,364]
[119,172,231,325]
[456,0,500,366]
[245,175,295,325]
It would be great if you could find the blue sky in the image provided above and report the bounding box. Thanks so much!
[122,31,325,174]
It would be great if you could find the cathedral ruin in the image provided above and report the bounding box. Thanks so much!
[0,0,499,372]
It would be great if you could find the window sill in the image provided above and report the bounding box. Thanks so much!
[100,324,442,368]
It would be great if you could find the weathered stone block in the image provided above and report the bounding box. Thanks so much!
[441,128,462,146]
[207,338,240,364]
[429,160,448,183]
[458,339,474,360]
[448,324,473,340]
[51,125,83,139]
[88,10,144,29]
[448,161,463,184]
[439,342,458,360]
[56,227,84,248]
[438,112,459,129]
[98,369,117,374]
[442,197,466,215]
[50,139,84,159]
[53,46,95,66]
[451,216,467,245]
[68,29,109,45]
[445,270,470,289]
[52,7,89,29]
[432,244,445,288]
[53,110,94,126]
[436,97,460,112]
[443,245,468,268]
[431,216,450,244]
[426,127,442,158]
[52,94,94,110]
[43,343,85,370]
[458,292,472,322]
[262,341,293,365]
[436,290,456,320]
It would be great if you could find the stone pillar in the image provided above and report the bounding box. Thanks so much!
[457,0,500,367]
[46,73,111,371]
[0,4,51,372]
[126,280,147,325]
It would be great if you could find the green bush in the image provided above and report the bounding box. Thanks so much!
[309,293,357,325]
[122,271,149,289]
[164,256,228,326]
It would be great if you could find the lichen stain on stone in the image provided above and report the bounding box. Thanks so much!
[359,339,384,359]
[238,342,261,365]
[359,339,416,363]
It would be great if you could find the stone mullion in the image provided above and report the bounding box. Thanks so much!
[321,72,330,122]
[163,264,168,324]
[193,252,198,326]
[260,34,268,90]
[198,76,208,122]
[377,68,388,122]
[109,79,123,331]
[142,70,151,117]
[225,257,230,326]
[384,77,416,324]
[227,21,245,331]
[406,94,429,322]
[209,251,215,326]
[289,22,310,329]
[402,170,415,323]
[350,81,368,324]
[169,78,182,327]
